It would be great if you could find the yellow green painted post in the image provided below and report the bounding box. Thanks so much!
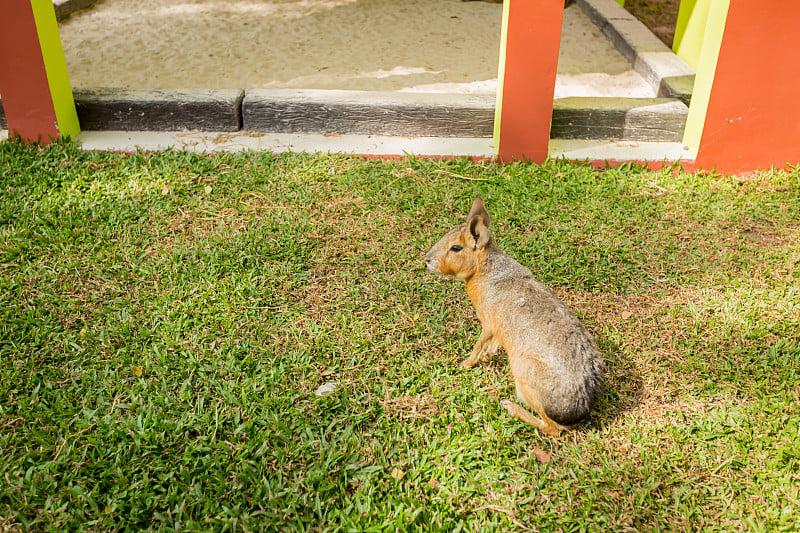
[682,0,730,155]
[492,0,511,151]
[673,0,711,70]
[32,0,80,138]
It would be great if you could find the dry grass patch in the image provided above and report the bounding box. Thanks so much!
[555,281,798,428]
[380,394,441,421]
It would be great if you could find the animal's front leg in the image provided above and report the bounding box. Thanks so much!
[461,329,495,369]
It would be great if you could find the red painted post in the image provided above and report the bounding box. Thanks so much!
[0,0,78,142]
[694,1,800,173]
[495,0,564,162]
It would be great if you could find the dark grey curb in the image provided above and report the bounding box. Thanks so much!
[551,97,688,142]
[73,88,244,132]
[54,0,98,21]
[576,0,695,105]
[242,89,495,138]
[3,92,688,142]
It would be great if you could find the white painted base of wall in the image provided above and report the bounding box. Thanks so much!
[2,129,691,166]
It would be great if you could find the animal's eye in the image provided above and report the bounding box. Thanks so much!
[450,245,463,252]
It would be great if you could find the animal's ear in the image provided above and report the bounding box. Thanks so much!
[466,196,491,228]
[467,211,492,250]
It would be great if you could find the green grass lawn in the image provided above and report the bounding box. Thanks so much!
[1,140,799,531]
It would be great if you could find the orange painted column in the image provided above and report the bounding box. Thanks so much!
[0,0,79,142]
[494,0,564,162]
[694,1,800,174]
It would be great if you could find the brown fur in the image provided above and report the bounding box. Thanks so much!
[425,197,604,437]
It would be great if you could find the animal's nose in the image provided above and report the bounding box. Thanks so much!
[424,252,437,271]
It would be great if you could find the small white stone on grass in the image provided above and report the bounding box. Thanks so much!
[315,383,337,396]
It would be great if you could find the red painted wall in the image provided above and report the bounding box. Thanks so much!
[0,0,60,141]
[695,1,800,173]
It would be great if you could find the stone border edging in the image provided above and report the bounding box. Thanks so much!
[242,89,496,137]
[73,88,244,132]
[0,91,689,141]
[54,0,99,21]
[552,97,687,142]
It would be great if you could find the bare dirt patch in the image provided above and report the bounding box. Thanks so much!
[624,0,681,47]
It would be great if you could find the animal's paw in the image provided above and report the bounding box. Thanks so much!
[499,399,515,416]
[460,359,476,369]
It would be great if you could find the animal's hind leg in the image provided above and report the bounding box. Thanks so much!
[499,400,565,437]
[501,365,568,437]
[501,378,567,437]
